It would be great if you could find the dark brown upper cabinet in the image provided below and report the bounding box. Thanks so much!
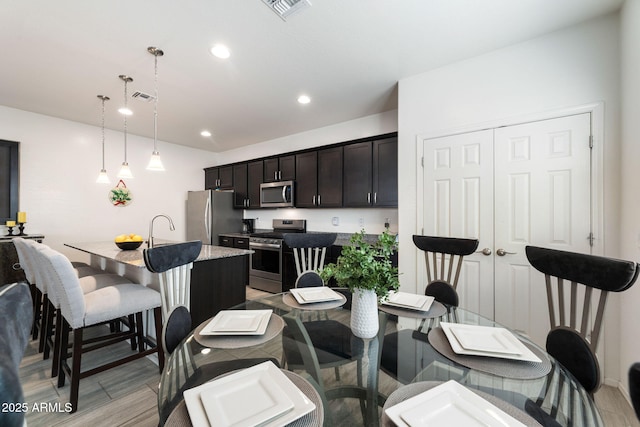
[232,163,248,208]
[343,137,397,207]
[247,160,263,208]
[263,155,295,182]
[295,147,342,208]
[205,165,233,190]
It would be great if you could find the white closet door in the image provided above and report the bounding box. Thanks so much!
[493,113,592,346]
[422,113,592,347]
[422,129,495,319]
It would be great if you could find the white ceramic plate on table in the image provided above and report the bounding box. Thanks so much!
[200,310,272,336]
[385,380,526,427]
[382,292,434,311]
[441,322,541,363]
[290,287,343,304]
[184,361,315,427]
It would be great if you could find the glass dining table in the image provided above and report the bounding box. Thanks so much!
[157,290,603,427]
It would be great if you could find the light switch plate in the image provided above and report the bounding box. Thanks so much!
[332,217,339,226]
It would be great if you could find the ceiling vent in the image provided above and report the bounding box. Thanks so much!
[262,0,311,20]
[131,91,155,102]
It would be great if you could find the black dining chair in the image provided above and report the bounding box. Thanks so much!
[379,235,478,384]
[526,245,639,394]
[629,363,640,421]
[281,233,362,381]
[0,282,33,427]
[143,240,202,321]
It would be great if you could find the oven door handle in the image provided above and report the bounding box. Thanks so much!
[250,242,281,250]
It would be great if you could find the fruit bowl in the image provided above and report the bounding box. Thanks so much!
[115,241,143,250]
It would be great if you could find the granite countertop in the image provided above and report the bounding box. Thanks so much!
[64,241,252,268]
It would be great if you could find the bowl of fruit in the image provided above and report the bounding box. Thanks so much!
[114,233,144,250]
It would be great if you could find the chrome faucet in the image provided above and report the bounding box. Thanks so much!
[148,214,175,248]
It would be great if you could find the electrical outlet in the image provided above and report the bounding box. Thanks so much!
[332,216,339,226]
[359,218,365,228]
[384,218,390,229]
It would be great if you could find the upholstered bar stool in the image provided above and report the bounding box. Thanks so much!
[37,245,163,413]
[13,238,104,350]
[26,240,138,378]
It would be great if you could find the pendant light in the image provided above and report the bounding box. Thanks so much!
[117,75,134,179]
[96,95,111,184]
[146,46,165,171]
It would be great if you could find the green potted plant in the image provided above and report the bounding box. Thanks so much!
[320,228,399,338]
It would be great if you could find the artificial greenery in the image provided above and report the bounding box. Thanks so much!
[320,228,399,300]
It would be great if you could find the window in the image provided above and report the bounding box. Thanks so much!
[0,140,19,223]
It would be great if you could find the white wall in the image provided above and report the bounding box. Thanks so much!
[217,110,399,234]
[0,105,218,261]
[619,0,640,397]
[398,14,621,379]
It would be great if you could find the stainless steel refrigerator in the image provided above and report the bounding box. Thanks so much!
[186,190,242,245]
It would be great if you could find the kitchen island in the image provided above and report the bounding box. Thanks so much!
[65,241,252,326]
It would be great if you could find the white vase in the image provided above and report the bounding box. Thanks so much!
[350,288,379,339]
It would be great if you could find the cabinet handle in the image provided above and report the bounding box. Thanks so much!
[274,171,277,180]
[278,171,282,180]
[12,262,22,271]
[312,195,316,206]
[367,192,371,204]
[374,192,377,204]
[317,194,321,205]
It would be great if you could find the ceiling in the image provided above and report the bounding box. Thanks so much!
[0,0,624,153]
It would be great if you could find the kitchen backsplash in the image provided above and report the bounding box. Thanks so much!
[243,208,398,234]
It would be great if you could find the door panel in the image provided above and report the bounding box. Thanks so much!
[494,113,592,346]
[423,129,495,319]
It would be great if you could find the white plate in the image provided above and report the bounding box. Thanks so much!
[290,287,343,304]
[449,324,521,355]
[441,322,542,363]
[184,361,316,427]
[382,292,434,311]
[385,380,526,427]
[200,310,272,335]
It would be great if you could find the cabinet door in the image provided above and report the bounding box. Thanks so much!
[279,155,296,181]
[317,146,343,207]
[204,168,218,190]
[263,158,279,182]
[295,151,318,208]
[218,165,234,190]
[343,142,372,207]
[373,137,398,207]
[233,163,248,208]
[247,160,263,208]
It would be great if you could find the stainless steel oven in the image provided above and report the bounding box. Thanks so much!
[249,219,305,293]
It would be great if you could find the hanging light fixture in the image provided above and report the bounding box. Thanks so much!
[117,75,134,179]
[146,46,165,171]
[96,95,111,184]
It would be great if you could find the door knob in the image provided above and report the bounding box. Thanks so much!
[476,248,492,256]
[496,248,517,256]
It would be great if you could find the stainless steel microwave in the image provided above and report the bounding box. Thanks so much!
[260,181,294,208]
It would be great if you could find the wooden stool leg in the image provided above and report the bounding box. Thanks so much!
[154,307,165,372]
[51,308,63,378]
[69,328,84,413]
[57,320,70,388]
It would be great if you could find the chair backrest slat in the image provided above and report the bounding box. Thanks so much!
[544,275,556,329]
[590,291,608,353]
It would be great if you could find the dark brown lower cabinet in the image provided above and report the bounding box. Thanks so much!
[189,255,248,327]
[0,235,44,285]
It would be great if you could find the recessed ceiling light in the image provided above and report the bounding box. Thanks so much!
[118,107,133,116]
[201,130,212,137]
[297,95,311,104]
[210,44,230,59]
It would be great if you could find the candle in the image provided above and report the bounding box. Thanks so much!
[17,212,26,223]
[5,221,15,227]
